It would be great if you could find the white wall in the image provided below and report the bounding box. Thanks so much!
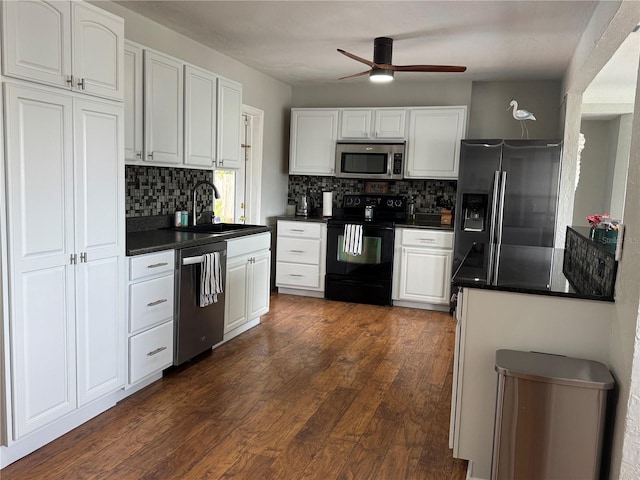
[468,80,561,139]
[561,2,640,478]
[93,1,293,224]
[609,114,633,220]
[291,80,472,109]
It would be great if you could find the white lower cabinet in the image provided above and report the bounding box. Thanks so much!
[392,228,453,308]
[224,233,271,338]
[126,250,175,386]
[275,220,326,296]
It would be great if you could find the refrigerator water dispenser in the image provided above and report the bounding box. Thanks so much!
[462,193,487,232]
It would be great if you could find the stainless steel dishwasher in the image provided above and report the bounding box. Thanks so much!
[174,241,226,365]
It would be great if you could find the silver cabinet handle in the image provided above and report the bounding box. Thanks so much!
[289,274,303,277]
[66,75,74,86]
[219,159,224,166]
[147,346,167,356]
[290,229,305,233]
[77,78,85,90]
[80,252,87,262]
[147,152,154,160]
[147,299,167,307]
[418,238,436,243]
[290,250,304,253]
[70,253,77,265]
[147,262,168,269]
[136,151,142,159]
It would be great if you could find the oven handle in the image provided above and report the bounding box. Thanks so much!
[183,256,204,266]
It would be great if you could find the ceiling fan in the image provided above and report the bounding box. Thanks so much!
[337,37,466,82]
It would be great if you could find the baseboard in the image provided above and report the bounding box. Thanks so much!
[221,317,261,343]
[392,299,449,312]
[116,372,164,402]
[0,393,119,469]
[277,287,324,298]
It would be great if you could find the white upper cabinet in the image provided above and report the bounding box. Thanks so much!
[217,78,242,169]
[144,50,183,165]
[406,106,467,179]
[374,109,406,139]
[340,109,372,139]
[184,65,217,168]
[2,0,124,101]
[339,108,406,139]
[124,42,143,161]
[289,109,339,176]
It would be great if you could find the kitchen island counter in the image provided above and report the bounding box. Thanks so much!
[453,243,614,302]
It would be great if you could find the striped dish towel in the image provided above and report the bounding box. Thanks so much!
[200,252,223,307]
[343,224,363,256]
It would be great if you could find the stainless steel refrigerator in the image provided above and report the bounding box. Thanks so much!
[452,139,563,286]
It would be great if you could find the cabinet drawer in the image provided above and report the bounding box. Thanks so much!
[278,220,322,239]
[276,263,321,289]
[129,275,174,333]
[227,232,271,258]
[277,237,321,265]
[400,229,453,249]
[129,250,175,280]
[129,321,174,384]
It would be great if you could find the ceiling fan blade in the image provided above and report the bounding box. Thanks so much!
[338,70,372,80]
[382,64,467,73]
[337,49,375,67]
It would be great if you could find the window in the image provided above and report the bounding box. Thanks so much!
[214,170,236,223]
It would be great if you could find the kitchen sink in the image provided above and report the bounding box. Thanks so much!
[170,223,259,234]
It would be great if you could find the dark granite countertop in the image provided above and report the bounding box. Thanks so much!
[126,219,271,256]
[453,243,614,302]
[276,215,454,231]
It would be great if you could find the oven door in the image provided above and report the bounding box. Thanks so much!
[326,221,394,278]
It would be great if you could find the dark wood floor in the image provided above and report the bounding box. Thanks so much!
[3,294,467,479]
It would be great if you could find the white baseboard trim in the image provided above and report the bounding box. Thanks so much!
[392,299,450,312]
[221,317,261,344]
[277,287,324,298]
[116,372,164,402]
[0,393,119,469]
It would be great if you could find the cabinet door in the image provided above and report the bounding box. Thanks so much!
[289,109,338,175]
[340,109,372,139]
[374,109,406,138]
[217,78,242,169]
[185,65,217,167]
[144,50,183,164]
[124,42,143,161]
[406,107,467,179]
[73,99,125,405]
[2,0,72,89]
[224,256,249,334]
[248,251,271,320]
[72,2,124,100]
[398,247,452,304]
[4,84,77,438]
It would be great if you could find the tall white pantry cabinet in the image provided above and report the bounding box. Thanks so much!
[0,0,125,467]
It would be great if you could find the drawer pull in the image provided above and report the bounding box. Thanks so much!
[290,229,305,233]
[419,238,436,242]
[147,262,169,269]
[290,249,305,253]
[289,274,303,277]
[147,299,168,307]
[147,346,167,356]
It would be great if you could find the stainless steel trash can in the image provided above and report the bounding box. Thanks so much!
[491,349,614,480]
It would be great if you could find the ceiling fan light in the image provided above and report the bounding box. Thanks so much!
[369,68,394,83]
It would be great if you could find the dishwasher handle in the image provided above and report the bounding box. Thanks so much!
[182,252,226,266]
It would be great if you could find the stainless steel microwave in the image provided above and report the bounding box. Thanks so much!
[335,142,405,180]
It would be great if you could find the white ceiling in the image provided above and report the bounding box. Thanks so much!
[115,0,600,86]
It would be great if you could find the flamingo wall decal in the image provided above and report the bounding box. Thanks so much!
[508,99,536,138]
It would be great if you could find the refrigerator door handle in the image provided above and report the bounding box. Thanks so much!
[496,171,507,245]
[489,171,501,244]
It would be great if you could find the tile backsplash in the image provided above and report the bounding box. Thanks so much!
[126,165,214,217]
[287,176,457,213]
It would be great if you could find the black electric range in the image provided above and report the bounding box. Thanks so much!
[325,195,407,306]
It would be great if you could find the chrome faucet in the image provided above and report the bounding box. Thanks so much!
[192,180,221,226]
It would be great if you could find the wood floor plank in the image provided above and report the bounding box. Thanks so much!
[1,293,467,479]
